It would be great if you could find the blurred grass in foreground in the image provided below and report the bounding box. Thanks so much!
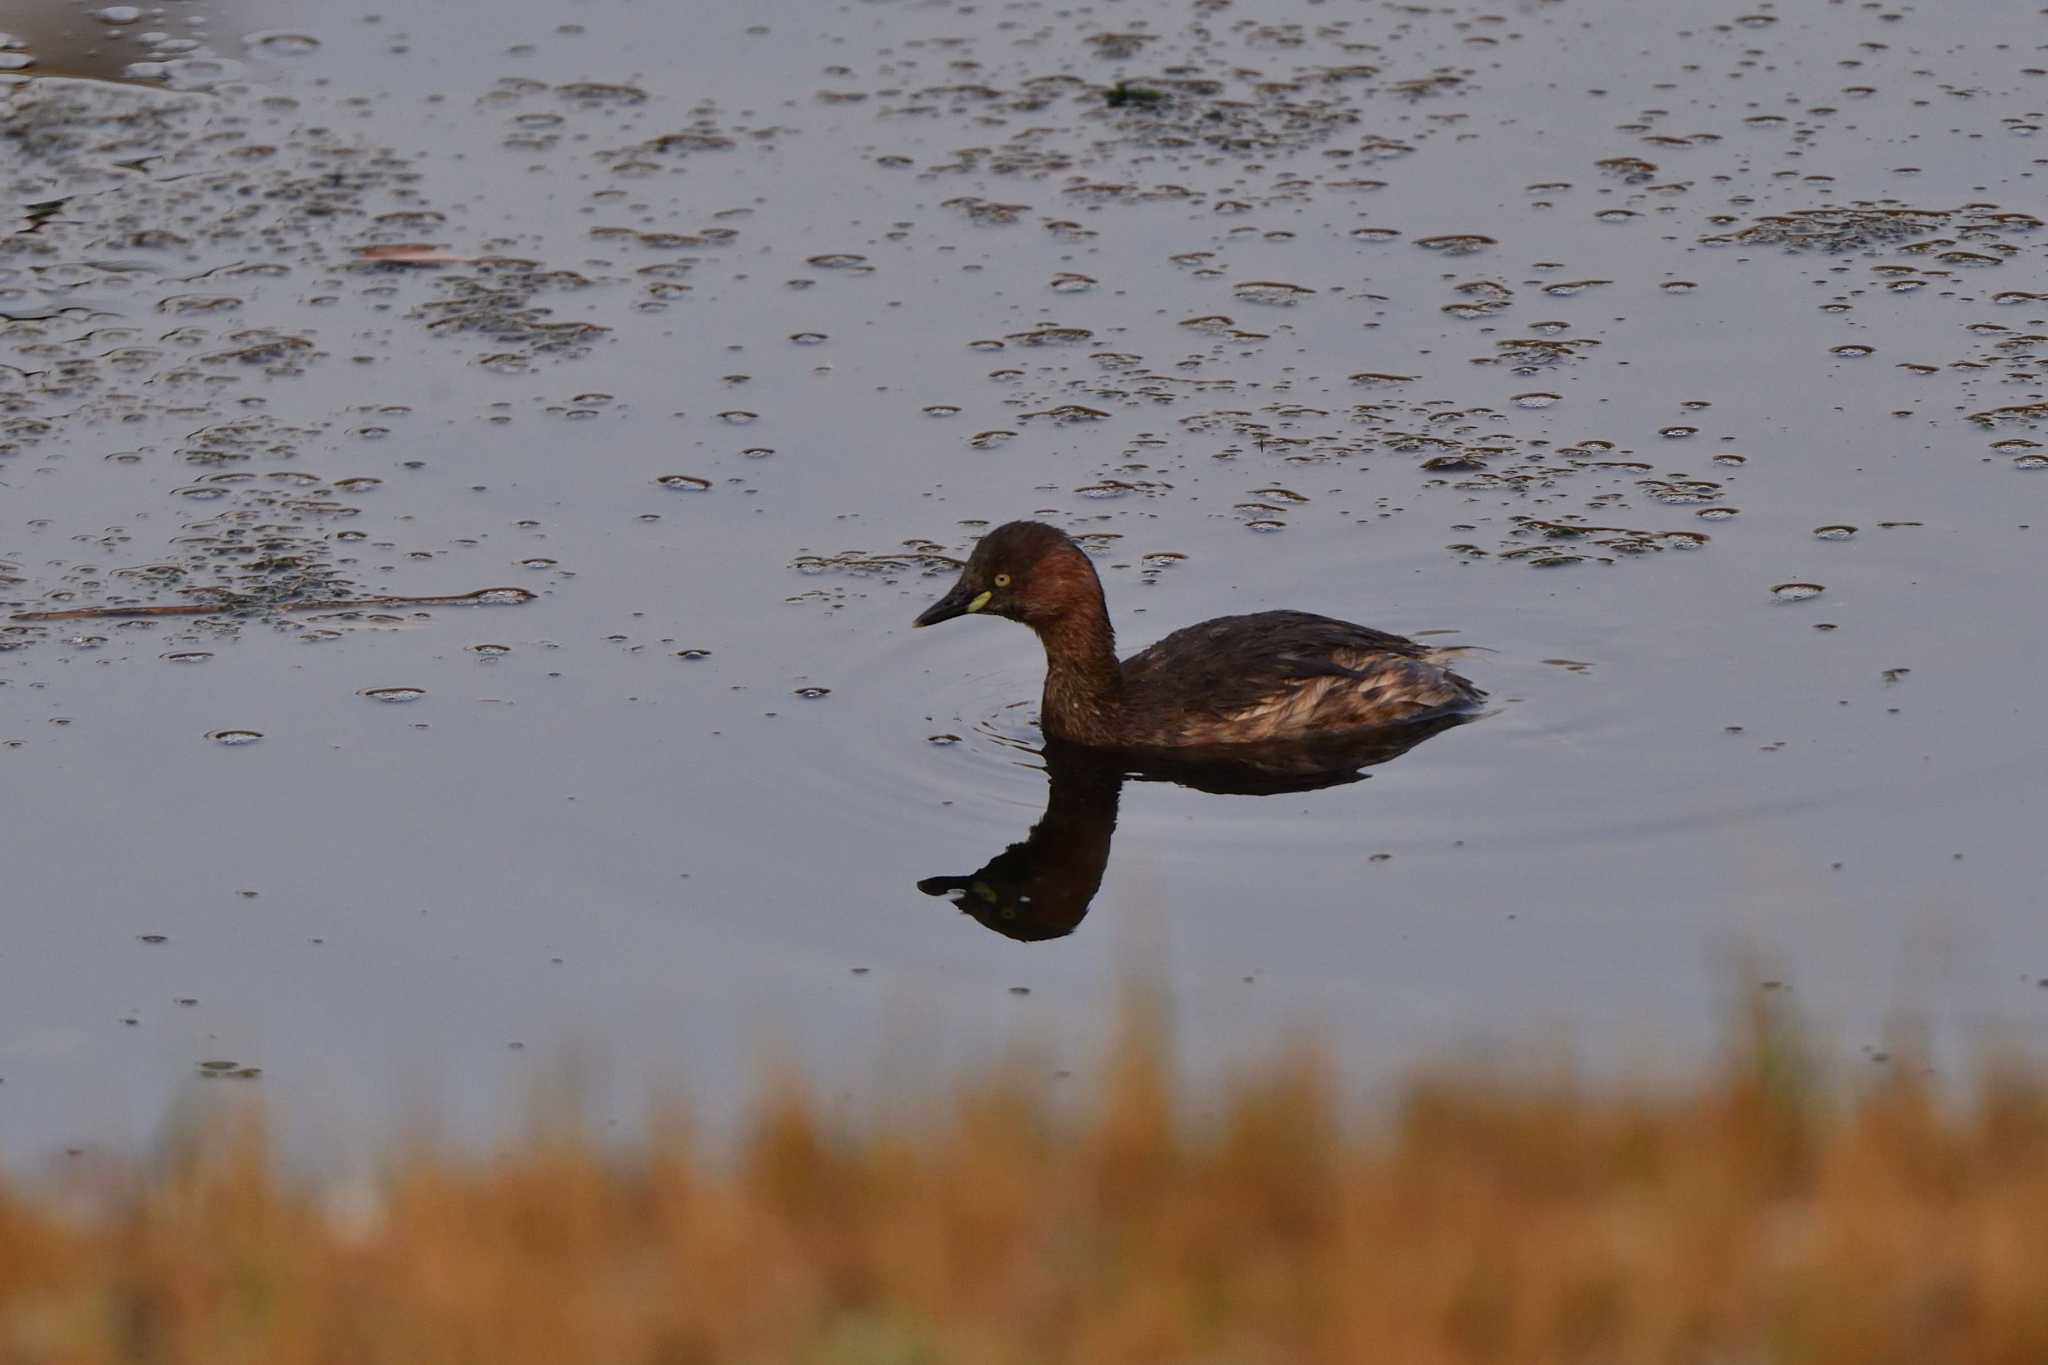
[5,998,2048,1364]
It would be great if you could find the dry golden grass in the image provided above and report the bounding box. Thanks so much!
[6,1000,2048,1365]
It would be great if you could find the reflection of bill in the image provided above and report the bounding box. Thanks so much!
[0,0,260,87]
[919,719,1468,943]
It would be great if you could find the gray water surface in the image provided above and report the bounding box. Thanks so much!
[2,0,2045,1155]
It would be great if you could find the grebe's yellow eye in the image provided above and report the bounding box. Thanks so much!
[993,572,1012,588]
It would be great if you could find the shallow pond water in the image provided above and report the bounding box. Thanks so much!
[2,0,2045,1153]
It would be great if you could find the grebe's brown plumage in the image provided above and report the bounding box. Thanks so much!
[914,521,1483,750]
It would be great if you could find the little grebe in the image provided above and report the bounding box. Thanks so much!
[914,521,1484,750]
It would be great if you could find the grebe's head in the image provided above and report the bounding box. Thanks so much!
[913,521,1102,630]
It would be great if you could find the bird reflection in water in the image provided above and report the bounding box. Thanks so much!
[918,716,1468,942]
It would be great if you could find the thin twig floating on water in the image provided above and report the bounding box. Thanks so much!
[9,587,537,624]
[353,243,475,266]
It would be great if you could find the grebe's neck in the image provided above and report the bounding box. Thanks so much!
[1033,591,1123,746]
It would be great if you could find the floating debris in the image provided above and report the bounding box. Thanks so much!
[1231,281,1316,306]
[13,589,535,624]
[1703,203,2040,253]
[359,687,427,704]
[355,244,472,266]
[1415,234,1498,256]
[1103,82,1167,109]
[791,547,961,577]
